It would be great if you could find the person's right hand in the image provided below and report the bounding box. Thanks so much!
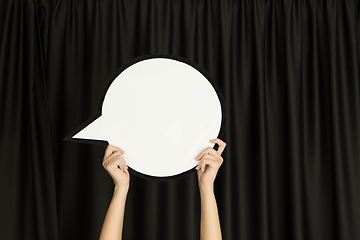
[102,145,130,189]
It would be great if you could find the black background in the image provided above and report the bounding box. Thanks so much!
[1,1,360,240]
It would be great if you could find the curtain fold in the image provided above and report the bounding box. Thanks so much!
[0,0,359,239]
[0,1,58,240]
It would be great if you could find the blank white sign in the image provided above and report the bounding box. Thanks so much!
[72,57,222,178]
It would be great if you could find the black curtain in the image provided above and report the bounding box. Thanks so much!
[1,0,360,239]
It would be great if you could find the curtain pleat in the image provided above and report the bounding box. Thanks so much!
[0,1,58,240]
[0,0,359,239]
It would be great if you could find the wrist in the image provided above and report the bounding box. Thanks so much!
[199,183,214,195]
[114,184,129,194]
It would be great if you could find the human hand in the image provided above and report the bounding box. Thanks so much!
[195,139,226,190]
[102,145,130,190]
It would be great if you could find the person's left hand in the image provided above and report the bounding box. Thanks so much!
[195,139,226,190]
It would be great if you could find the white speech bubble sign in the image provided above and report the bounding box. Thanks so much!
[65,55,224,179]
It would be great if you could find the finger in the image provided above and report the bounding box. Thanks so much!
[195,147,220,160]
[196,158,207,173]
[103,156,117,170]
[103,153,124,169]
[121,161,128,173]
[113,155,127,172]
[196,164,200,170]
[200,159,209,173]
[195,147,214,160]
[117,159,124,172]
[108,158,124,172]
[104,145,115,160]
[115,155,128,173]
[210,139,226,155]
[104,152,122,164]
[104,145,125,160]
[197,153,219,162]
[199,157,222,170]
[196,161,206,172]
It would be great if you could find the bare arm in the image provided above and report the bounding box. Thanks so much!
[99,145,130,240]
[196,139,226,240]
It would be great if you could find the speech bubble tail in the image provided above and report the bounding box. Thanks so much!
[72,116,108,142]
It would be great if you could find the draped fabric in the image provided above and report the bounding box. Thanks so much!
[1,0,360,239]
[0,1,58,239]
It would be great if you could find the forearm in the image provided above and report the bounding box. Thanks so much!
[200,185,222,240]
[99,186,128,240]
